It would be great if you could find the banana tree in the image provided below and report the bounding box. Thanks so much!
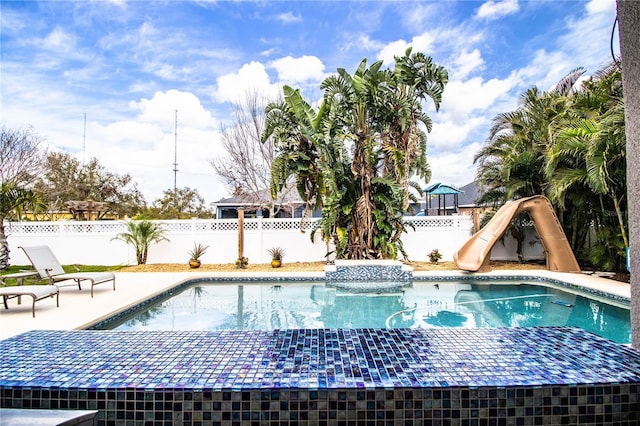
[263,48,448,260]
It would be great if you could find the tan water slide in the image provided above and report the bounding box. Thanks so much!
[454,195,580,273]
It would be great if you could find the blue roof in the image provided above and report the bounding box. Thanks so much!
[424,183,464,195]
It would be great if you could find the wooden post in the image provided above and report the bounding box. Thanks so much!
[238,208,244,260]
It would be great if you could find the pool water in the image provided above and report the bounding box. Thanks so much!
[108,281,632,344]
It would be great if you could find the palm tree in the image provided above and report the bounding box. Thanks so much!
[0,182,44,270]
[545,63,627,269]
[263,48,448,260]
[112,220,169,265]
[474,69,588,261]
[475,62,627,270]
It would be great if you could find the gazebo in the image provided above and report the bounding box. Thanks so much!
[65,200,108,221]
[424,183,464,216]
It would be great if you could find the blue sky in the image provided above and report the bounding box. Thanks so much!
[1,0,619,205]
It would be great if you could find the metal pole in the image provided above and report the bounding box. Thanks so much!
[83,112,87,165]
[173,109,178,193]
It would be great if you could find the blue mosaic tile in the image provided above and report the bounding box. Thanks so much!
[1,327,639,391]
[326,262,413,282]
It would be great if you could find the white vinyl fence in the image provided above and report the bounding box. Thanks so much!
[5,216,543,266]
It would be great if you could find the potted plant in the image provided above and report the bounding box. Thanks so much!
[268,246,286,268]
[188,242,209,269]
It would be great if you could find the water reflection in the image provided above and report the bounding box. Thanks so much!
[111,282,631,344]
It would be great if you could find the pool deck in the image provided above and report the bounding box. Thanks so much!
[0,269,630,340]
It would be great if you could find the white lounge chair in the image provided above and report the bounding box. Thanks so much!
[0,274,59,317]
[20,245,115,298]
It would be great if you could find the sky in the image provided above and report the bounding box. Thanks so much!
[1,0,620,207]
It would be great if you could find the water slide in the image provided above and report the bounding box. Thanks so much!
[454,195,580,273]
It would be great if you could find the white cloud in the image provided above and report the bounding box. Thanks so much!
[452,49,485,79]
[277,12,302,24]
[586,0,616,14]
[43,27,75,51]
[87,91,223,203]
[401,3,440,33]
[355,34,385,52]
[441,75,517,121]
[514,49,573,90]
[130,90,216,129]
[213,62,281,104]
[476,0,519,21]
[260,48,278,57]
[429,142,482,186]
[428,117,486,150]
[561,0,617,72]
[269,55,326,84]
[377,33,435,65]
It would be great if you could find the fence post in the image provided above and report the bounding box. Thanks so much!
[258,216,264,264]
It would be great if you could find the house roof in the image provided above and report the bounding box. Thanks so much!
[424,182,464,195]
[456,181,483,207]
[437,181,487,208]
[212,186,305,207]
[423,181,487,209]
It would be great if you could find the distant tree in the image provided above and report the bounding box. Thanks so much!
[33,152,146,219]
[141,187,213,219]
[112,220,169,265]
[0,125,46,186]
[211,90,295,217]
[0,182,45,269]
[0,125,47,269]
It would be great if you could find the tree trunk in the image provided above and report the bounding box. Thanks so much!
[0,220,9,270]
[349,135,376,260]
[612,194,629,248]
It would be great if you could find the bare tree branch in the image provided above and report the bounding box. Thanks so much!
[211,90,296,216]
[0,125,46,186]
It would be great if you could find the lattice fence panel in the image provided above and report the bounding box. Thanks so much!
[407,217,455,228]
[61,222,125,234]
[6,223,57,234]
[260,219,320,231]
[6,216,470,235]
[159,222,192,232]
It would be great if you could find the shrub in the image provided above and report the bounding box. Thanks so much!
[235,256,249,269]
[428,249,442,263]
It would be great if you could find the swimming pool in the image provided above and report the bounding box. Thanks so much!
[6,275,639,425]
[103,280,632,344]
